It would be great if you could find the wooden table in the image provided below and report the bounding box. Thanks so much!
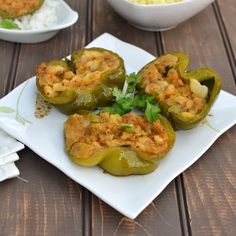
[0,0,235,235]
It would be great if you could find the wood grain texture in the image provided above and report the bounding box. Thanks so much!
[183,129,236,236]
[0,1,86,235]
[0,42,17,96]
[161,4,236,236]
[92,0,157,55]
[217,0,236,59]
[0,149,83,236]
[91,1,182,235]
[162,5,236,94]
[0,0,236,235]
[212,1,236,83]
[92,182,182,236]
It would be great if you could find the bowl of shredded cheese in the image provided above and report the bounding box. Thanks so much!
[106,0,214,31]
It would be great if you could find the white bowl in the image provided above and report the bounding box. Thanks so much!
[0,0,79,43]
[106,0,214,31]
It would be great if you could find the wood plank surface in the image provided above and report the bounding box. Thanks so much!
[0,41,17,96]
[162,5,235,94]
[92,0,157,55]
[92,182,181,236]
[0,1,86,235]
[0,0,236,235]
[91,1,183,235]
[217,0,236,60]
[0,149,83,236]
[162,4,236,236]
[212,0,236,83]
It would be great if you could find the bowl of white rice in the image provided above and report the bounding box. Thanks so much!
[106,0,214,31]
[0,0,79,43]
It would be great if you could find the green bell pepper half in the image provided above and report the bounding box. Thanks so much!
[65,112,175,176]
[138,52,222,130]
[36,48,126,114]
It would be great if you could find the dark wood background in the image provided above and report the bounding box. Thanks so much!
[0,0,235,235]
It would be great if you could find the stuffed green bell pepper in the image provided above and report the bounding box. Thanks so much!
[36,48,126,114]
[64,111,175,176]
[138,52,222,130]
[0,0,44,18]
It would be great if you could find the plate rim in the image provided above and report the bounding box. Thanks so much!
[0,33,236,219]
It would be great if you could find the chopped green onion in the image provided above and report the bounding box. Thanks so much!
[0,19,21,30]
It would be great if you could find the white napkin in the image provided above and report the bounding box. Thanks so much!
[0,129,24,181]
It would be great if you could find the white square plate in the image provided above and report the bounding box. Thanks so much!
[0,33,236,219]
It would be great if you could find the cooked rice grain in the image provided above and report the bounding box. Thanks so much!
[0,0,59,30]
